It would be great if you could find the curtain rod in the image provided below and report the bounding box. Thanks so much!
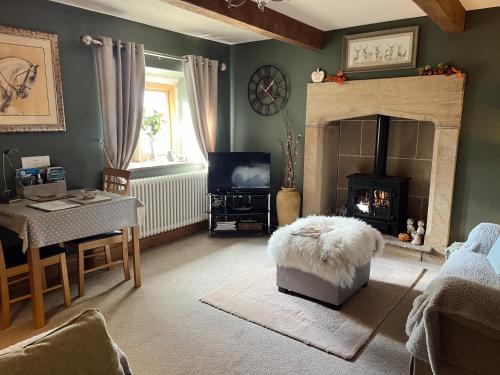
[80,34,227,71]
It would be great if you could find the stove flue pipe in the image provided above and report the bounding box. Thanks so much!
[373,115,390,177]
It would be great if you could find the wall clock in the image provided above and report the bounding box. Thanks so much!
[248,65,289,116]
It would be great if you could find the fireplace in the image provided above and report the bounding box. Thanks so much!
[347,115,410,236]
[304,76,465,252]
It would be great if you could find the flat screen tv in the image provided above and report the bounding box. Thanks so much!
[208,152,271,193]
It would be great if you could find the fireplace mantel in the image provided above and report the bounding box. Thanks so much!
[303,75,466,253]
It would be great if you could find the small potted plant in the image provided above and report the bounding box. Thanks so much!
[141,110,165,161]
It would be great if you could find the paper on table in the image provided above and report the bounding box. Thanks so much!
[27,200,81,212]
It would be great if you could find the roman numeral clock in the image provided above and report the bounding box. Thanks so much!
[248,65,290,116]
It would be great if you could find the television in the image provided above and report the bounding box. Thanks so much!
[208,152,271,193]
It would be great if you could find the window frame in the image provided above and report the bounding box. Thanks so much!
[129,68,202,172]
[144,81,177,151]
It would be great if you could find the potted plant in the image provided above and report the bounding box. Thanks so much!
[276,109,301,226]
[141,110,164,160]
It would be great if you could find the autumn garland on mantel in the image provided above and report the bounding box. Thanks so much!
[418,63,464,78]
[315,64,464,85]
[324,70,347,85]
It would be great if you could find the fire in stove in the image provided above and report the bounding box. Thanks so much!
[373,190,390,208]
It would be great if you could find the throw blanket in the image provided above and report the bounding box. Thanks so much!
[406,276,500,374]
[267,216,384,288]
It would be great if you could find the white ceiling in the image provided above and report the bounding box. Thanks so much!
[267,0,424,31]
[50,0,500,45]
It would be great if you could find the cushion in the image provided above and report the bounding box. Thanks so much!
[461,223,500,255]
[486,237,500,275]
[0,309,128,375]
[440,250,499,287]
[3,245,65,268]
[68,231,123,244]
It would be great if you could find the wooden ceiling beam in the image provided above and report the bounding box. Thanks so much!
[166,0,325,50]
[412,0,465,33]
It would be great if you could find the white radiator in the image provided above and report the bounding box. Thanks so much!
[130,170,208,238]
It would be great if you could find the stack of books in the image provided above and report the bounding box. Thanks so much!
[215,221,237,231]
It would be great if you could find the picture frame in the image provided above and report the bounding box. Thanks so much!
[342,26,419,73]
[0,25,65,132]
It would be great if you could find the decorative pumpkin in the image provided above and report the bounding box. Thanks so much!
[311,68,325,83]
[398,233,411,242]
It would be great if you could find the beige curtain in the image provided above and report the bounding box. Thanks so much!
[182,55,218,160]
[96,37,145,169]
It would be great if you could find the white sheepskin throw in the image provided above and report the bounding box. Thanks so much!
[267,216,385,288]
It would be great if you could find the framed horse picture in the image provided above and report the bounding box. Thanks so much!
[0,25,65,132]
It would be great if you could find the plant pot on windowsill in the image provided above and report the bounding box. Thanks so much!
[276,187,301,227]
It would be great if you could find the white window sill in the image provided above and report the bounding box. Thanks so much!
[129,160,197,172]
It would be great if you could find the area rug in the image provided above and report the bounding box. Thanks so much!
[200,257,425,360]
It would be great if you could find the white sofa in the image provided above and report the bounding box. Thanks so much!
[406,223,500,375]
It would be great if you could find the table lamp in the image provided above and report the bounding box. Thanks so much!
[1,148,19,204]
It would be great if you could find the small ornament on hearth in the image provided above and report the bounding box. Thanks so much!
[411,220,426,246]
[407,218,416,236]
[311,68,325,83]
[418,220,425,236]
[398,233,411,242]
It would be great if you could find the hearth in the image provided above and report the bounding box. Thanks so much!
[347,115,410,236]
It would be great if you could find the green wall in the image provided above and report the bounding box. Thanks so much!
[230,8,500,241]
[0,0,230,189]
[2,1,499,241]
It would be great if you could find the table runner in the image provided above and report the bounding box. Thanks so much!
[0,191,144,252]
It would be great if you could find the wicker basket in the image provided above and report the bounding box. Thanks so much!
[16,180,67,198]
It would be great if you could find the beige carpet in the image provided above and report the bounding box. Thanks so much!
[0,234,441,375]
[201,258,425,360]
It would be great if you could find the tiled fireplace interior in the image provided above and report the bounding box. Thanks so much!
[335,116,434,223]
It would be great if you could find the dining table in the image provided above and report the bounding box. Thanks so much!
[0,190,144,328]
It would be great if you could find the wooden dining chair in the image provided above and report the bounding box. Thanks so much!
[103,167,132,195]
[65,168,132,297]
[0,241,71,329]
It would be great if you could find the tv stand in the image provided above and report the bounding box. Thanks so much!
[208,192,271,236]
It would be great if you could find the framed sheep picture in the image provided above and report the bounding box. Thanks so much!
[0,25,65,132]
[342,26,419,73]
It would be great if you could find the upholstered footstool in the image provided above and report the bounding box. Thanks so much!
[268,216,384,308]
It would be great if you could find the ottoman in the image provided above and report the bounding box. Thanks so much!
[277,262,370,308]
[268,216,384,309]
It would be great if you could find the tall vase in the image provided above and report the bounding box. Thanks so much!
[276,187,301,227]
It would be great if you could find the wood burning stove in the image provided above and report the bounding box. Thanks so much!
[347,115,410,236]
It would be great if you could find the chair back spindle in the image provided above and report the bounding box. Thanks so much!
[103,168,132,196]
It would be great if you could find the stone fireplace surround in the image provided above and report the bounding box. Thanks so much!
[303,75,465,253]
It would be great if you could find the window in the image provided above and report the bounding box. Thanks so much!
[130,68,202,169]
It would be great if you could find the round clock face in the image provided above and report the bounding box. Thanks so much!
[248,65,289,116]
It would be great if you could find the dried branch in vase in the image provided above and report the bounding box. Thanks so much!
[279,109,301,189]
[260,82,301,189]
